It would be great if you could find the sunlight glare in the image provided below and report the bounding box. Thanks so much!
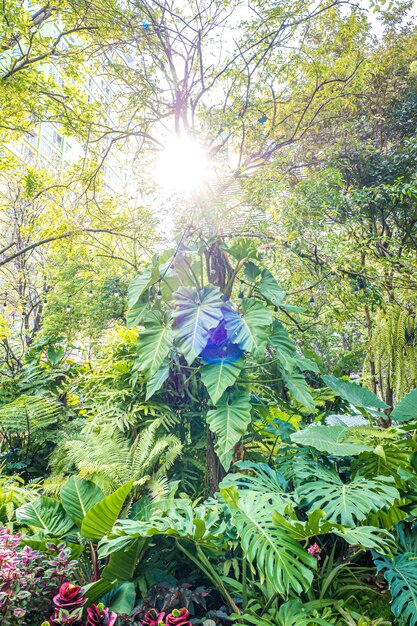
[155,135,210,193]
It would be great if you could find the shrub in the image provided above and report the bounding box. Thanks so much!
[0,527,78,625]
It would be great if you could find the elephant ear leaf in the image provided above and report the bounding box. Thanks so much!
[206,392,252,471]
[172,287,224,365]
[61,477,104,526]
[128,268,152,309]
[200,357,244,404]
[391,388,417,422]
[16,497,75,537]
[81,481,134,541]
[322,375,389,409]
[223,299,272,359]
[373,551,417,626]
[135,311,173,378]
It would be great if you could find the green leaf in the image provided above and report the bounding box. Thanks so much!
[102,582,136,614]
[222,487,316,595]
[268,320,296,371]
[102,538,147,581]
[145,362,170,400]
[322,375,389,409]
[200,357,244,404]
[244,261,262,283]
[224,299,272,359]
[297,474,399,527]
[391,388,417,422]
[61,477,104,526]
[126,300,148,329]
[256,269,286,307]
[282,370,315,413]
[374,551,417,626]
[221,461,291,513]
[16,497,75,537]
[272,509,394,553]
[136,311,173,378]
[206,393,252,470]
[81,481,133,541]
[172,287,224,365]
[128,268,152,309]
[291,425,373,456]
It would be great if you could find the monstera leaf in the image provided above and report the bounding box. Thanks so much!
[81,481,134,541]
[222,487,316,595]
[291,425,373,456]
[297,474,398,527]
[128,268,152,309]
[272,509,394,553]
[136,311,173,378]
[221,461,291,513]
[206,392,252,470]
[322,375,389,409]
[200,357,244,404]
[374,551,417,626]
[16,497,75,537]
[391,388,417,422]
[172,287,224,364]
[223,299,272,359]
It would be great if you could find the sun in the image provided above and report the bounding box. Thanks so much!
[155,135,210,194]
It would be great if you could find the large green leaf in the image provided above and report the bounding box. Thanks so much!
[224,299,272,359]
[272,509,394,553]
[297,474,399,527]
[282,371,315,413]
[200,357,244,404]
[61,477,104,526]
[128,268,152,309]
[126,300,148,329]
[81,481,133,541]
[221,461,292,513]
[291,425,373,456]
[268,320,297,371]
[256,270,286,307]
[374,551,417,626]
[16,497,75,537]
[101,538,147,581]
[206,393,252,470]
[136,311,173,378]
[391,388,417,422]
[172,287,224,364]
[322,375,389,409]
[222,487,316,595]
[102,582,136,614]
[145,361,170,400]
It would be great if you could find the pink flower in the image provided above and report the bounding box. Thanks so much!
[307,543,322,560]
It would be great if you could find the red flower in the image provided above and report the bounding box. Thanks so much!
[165,608,192,626]
[86,603,117,626]
[53,583,86,611]
[142,608,166,626]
